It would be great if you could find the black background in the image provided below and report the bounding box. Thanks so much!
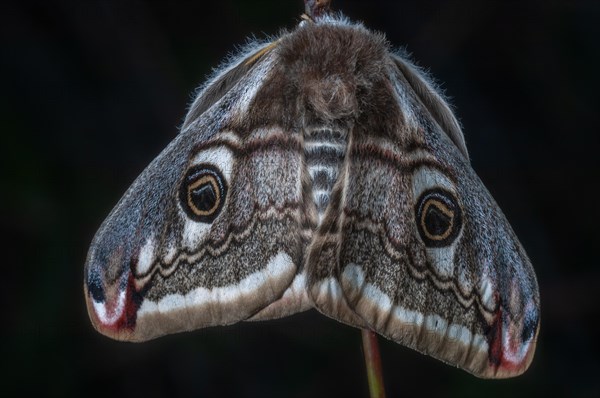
[2,0,599,396]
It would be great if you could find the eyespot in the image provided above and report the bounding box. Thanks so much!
[179,164,227,223]
[415,188,462,247]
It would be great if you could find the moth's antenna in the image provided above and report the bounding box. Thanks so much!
[303,0,332,20]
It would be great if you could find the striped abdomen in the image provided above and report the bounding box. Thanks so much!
[304,127,348,223]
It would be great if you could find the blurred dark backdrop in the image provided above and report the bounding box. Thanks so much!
[1,0,599,396]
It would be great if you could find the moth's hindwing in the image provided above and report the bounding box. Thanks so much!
[84,42,312,341]
[301,19,539,379]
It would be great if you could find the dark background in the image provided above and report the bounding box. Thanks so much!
[2,0,599,396]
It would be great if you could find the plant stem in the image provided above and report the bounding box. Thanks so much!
[361,329,386,398]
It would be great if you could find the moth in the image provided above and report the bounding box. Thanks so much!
[84,13,540,379]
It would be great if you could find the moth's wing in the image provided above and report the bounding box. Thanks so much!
[84,41,311,342]
[308,54,539,378]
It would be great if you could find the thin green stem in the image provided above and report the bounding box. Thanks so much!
[361,329,386,398]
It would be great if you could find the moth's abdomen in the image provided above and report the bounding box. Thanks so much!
[304,127,348,222]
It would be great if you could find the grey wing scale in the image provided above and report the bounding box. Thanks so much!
[303,20,539,379]
[84,43,311,341]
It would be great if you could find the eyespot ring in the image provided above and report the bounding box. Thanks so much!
[415,188,462,247]
[179,164,227,223]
